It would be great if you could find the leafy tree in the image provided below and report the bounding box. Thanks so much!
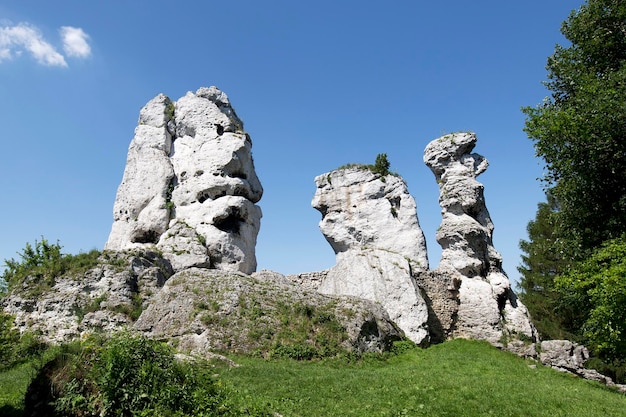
[555,236,626,381]
[522,0,626,253]
[520,1,626,379]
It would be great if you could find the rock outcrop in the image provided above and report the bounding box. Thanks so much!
[424,132,537,346]
[2,252,172,344]
[134,268,403,356]
[105,87,262,274]
[311,167,430,344]
[540,340,626,392]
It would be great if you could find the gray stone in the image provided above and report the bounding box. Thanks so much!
[133,268,403,356]
[312,167,428,269]
[1,252,171,343]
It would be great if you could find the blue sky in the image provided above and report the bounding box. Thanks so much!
[0,1,583,286]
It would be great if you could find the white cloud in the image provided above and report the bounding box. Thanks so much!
[0,23,67,67]
[0,22,92,67]
[60,26,91,58]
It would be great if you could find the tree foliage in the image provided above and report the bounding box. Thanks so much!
[522,0,626,253]
[518,193,577,340]
[372,153,391,177]
[556,236,626,360]
[520,0,626,380]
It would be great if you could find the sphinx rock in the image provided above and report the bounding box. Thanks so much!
[312,167,430,344]
[105,87,262,274]
[424,133,536,345]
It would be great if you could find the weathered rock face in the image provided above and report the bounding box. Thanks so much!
[2,252,172,344]
[312,168,429,269]
[312,167,430,344]
[133,268,403,356]
[105,87,262,274]
[424,133,537,346]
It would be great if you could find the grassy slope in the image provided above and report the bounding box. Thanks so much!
[1,339,625,416]
[0,362,37,417]
[216,339,626,417]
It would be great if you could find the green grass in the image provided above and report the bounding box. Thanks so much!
[2,339,625,416]
[0,361,38,416]
[214,339,626,417]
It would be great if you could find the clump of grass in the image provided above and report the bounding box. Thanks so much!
[336,153,397,178]
[264,301,348,360]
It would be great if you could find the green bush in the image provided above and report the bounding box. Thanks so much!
[40,332,272,417]
[2,238,101,297]
[0,312,46,371]
[556,235,626,382]
[372,153,391,176]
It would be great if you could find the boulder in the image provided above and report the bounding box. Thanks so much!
[539,340,626,390]
[133,268,403,356]
[105,87,262,274]
[319,249,429,344]
[424,133,537,347]
[312,167,430,344]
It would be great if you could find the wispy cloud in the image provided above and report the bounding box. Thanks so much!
[0,22,92,67]
[60,26,91,58]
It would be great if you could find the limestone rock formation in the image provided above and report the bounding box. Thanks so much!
[105,87,262,274]
[133,268,403,356]
[312,168,429,269]
[2,252,172,343]
[312,167,430,344]
[424,132,537,345]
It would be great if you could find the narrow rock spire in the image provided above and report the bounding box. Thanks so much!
[424,132,537,348]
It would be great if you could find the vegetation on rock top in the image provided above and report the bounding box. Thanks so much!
[1,238,101,297]
[336,153,395,177]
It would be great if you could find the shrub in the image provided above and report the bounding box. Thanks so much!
[372,153,391,176]
[2,238,101,297]
[40,332,270,416]
[0,312,46,371]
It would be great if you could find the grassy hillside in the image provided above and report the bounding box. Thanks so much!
[215,339,625,417]
[1,339,625,416]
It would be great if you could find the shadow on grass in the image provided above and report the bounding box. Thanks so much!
[0,404,23,417]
